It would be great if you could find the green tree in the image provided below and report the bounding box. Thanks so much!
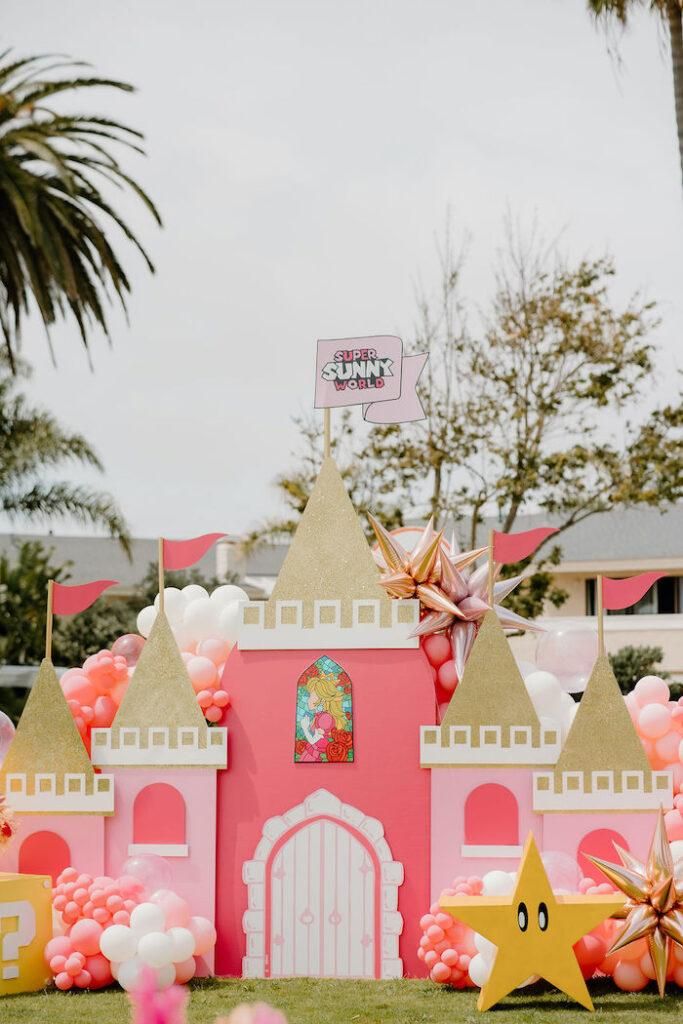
[0,51,160,368]
[264,225,683,619]
[0,355,129,544]
[0,539,68,664]
[587,1,683,188]
[609,643,671,693]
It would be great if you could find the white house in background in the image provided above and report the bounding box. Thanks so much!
[1,503,681,676]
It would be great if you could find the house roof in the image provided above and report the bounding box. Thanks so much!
[440,611,542,754]
[266,457,392,628]
[0,659,96,792]
[112,610,209,742]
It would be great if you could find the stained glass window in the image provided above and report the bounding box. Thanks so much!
[294,655,354,763]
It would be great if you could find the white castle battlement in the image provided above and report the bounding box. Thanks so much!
[532,769,673,811]
[91,726,228,767]
[4,771,115,813]
[420,723,562,767]
[238,598,420,650]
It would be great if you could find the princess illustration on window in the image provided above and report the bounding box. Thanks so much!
[294,655,354,763]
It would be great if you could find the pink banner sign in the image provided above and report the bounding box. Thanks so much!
[314,336,427,422]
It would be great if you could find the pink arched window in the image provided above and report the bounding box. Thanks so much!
[577,829,628,882]
[465,784,519,846]
[133,783,186,846]
[19,831,70,883]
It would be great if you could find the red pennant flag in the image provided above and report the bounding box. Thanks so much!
[162,533,226,571]
[602,572,666,611]
[52,579,118,616]
[492,526,559,564]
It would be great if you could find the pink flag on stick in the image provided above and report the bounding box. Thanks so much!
[162,533,226,571]
[52,579,118,616]
[602,572,666,611]
[492,526,559,564]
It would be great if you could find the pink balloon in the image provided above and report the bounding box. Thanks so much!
[65,952,86,977]
[121,854,172,894]
[205,706,222,723]
[188,916,216,956]
[92,696,118,728]
[430,961,451,983]
[437,661,458,693]
[196,689,213,709]
[111,633,146,667]
[55,971,74,991]
[174,956,196,985]
[70,919,103,957]
[62,676,97,706]
[535,625,597,691]
[49,955,68,974]
[655,731,680,764]
[638,703,671,740]
[613,960,648,991]
[151,889,191,929]
[45,935,73,964]
[213,690,230,708]
[84,954,112,990]
[74,969,92,989]
[197,638,230,666]
[634,675,670,708]
[187,656,218,692]
[422,635,451,669]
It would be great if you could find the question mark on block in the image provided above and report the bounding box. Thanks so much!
[0,901,36,980]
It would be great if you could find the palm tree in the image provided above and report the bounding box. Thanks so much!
[0,354,129,550]
[0,51,161,369]
[587,2,683,188]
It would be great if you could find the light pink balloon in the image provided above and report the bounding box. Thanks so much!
[62,675,97,706]
[638,703,671,740]
[151,890,191,929]
[174,956,196,984]
[111,633,146,667]
[92,696,117,728]
[634,675,670,708]
[197,638,230,666]
[55,971,74,990]
[44,935,73,964]
[188,916,216,956]
[187,656,218,692]
[205,706,222,723]
[69,919,103,957]
[213,690,230,708]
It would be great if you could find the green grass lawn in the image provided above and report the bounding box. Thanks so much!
[2,978,683,1024]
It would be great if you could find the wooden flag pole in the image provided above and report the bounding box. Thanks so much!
[45,578,54,662]
[596,573,605,657]
[487,529,495,607]
[323,408,331,459]
[158,538,165,614]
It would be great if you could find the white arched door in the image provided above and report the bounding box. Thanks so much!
[242,789,404,980]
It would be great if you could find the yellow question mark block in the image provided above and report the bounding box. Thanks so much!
[0,873,52,996]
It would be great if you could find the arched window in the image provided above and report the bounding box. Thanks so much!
[19,831,70,883]
[294,656,354,764]
[130,783,187,855]
[464,784,519,847]
[577,829,628,882]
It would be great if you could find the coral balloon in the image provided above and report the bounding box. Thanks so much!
[188,915,216,956]
[151,890,191,929]
[423,635,451,669]
[174,956,196,984]
[111,633,146,667]
[70,919,103,956]
[613,960,649,992]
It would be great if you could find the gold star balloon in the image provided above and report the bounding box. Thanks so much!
[368,513,542,678]
[441,833,624,1011]
[587,807,683,997]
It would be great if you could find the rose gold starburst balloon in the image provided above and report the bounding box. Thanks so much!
[587,807,683,997]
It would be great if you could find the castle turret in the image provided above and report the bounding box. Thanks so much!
[533,654,672,811]
[0,659,113,813]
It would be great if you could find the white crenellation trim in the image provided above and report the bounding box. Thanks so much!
[90,726,228,767]
[420,723,561,766]
[532,769,673,811]
[238,599,420,650]
[241,788,404,980]
[4,772,114,813]
[461,844,523,858]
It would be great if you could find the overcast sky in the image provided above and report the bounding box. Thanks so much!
[4,0,683,540]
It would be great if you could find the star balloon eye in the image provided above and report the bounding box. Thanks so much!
[538,902,549,931]
[517,901,528,932]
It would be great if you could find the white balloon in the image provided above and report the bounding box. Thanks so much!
[137,605,157,639]
[154,587,186,623]
[482,870,515,897]
[100,924,138,963]
[218,603,242,644]
[181,584,209,603]
[473,933,497,961]
[130,902,166,937]
[167,926,195,963]
[468,952,490,987]
[117,956,144,992]
[110,961,120,980]
[183,598,220,641]
[671,840,683,863]
[515,658,537,680]
[525,671,564,717]
[210,584,249,608]
[154,962,176,990]
[137,930,174,969]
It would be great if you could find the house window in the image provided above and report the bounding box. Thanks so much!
[294,656,354,763]
[464,784,518,847]
[19,831,70,884]
[128,783,188,857]
[586,577,680,615]
[577,828,627,882]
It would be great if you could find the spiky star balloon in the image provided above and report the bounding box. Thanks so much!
[587,808,683,997]
[368,514,542,679]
